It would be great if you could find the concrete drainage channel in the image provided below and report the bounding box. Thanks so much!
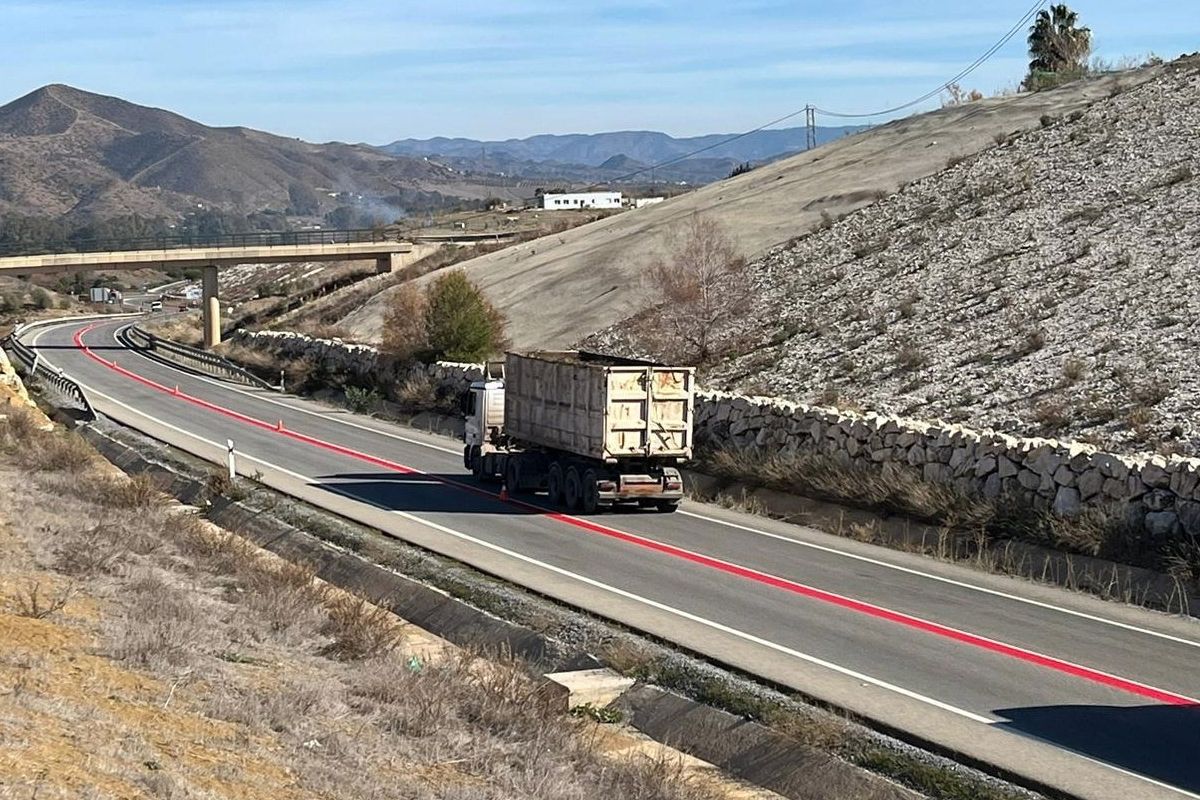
[66,412,1043,800]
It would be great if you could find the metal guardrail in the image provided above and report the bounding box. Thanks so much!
[4,326,95,418]
[121,324,277,391]
[0,227,401,259]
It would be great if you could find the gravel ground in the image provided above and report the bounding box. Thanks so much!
[586,56,1200,458]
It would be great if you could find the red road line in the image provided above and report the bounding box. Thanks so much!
[71,322,1200,708]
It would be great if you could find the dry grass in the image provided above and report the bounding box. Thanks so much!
[11,579,76,619]
[319,593,406,661]
[702,447,1193,579]
[0,413,736,800]
[143,315,203,347]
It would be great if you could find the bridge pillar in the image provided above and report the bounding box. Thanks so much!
[375,251,407,274]
[202,264,221,349]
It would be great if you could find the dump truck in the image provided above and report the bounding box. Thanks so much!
[463,351,695,514]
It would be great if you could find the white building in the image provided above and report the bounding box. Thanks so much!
[537,191,622,210]
[633,197,665,209]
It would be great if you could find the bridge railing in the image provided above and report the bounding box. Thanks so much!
[122,324,278,392]
[0,227,402,259]
[5,322,96,418]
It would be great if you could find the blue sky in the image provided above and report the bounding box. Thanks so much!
[3,1,1196,142]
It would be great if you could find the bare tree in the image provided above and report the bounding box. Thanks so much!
[649,215,751,364]
[382,282,429,361]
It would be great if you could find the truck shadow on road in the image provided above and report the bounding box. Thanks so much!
[311,471,543,515]
[994,703,1200,793]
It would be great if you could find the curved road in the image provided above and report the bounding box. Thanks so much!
[24,315,1200,800]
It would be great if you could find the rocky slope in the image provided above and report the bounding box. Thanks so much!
[0,84,520,219]
[586,55,1200,458]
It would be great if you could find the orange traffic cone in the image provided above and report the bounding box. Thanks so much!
[172,385,180,396]
[276,419,285,432]
[498,482,509,502]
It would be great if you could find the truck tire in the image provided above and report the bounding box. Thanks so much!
[547,462,564,506]
[580,469,600,515]
[468,446,483,478]
[655,500,680,513]
[462,445,472,471]
[505,458,522,495]
[564,466,582,511]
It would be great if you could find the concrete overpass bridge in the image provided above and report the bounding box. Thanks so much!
[0,229,414,348]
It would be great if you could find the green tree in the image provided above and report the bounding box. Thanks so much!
[1023,4,1092,91]
[422,271,506,362]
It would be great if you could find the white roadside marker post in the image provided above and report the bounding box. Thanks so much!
[227,439,236,480]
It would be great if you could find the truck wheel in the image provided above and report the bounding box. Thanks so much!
[462,445,472,471]
[564,466,582,511]
[505,459,522,495]
[580,469,600,515]
[655,500,680,513]
[547,462,564,506]
[469,446,483,478]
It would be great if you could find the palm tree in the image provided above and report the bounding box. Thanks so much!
[1024,4,1092,90]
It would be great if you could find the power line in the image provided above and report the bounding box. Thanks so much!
[815,0,1046,119]
[609,0,1046,183]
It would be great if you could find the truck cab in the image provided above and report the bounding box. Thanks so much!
[463,378,505,475]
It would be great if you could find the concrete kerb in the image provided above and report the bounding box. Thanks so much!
[616,684,921,800]
[72,419,985,800]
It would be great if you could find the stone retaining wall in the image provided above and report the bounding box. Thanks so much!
[696,391,1200,537]
[236,329,1198,537]
[233,329,484,398]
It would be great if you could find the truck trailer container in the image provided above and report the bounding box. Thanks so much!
[463,351,694,513]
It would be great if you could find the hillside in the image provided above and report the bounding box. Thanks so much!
[335,65,1159,348]
[0,85,522,220]
[586,55,1200,458]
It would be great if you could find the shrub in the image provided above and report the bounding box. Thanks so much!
[382,282,429,361]
[393,372,439,411]
[423,270,507,362]
[896,344,927,370]
[13,580,75,619]
[344,385,381,413]
[1062,357,1086,383]
[97,473,164,509]
[19,431,96,473]
[851,236,891,259]
[1033,399,1070,431]
[30,287,52,309]
[320,593,406,661]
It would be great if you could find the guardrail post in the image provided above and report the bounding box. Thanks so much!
[30,353,39,375]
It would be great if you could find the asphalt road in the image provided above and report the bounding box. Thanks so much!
[25,315,1200,800]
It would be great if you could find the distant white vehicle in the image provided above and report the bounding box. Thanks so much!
[149,300,163,312]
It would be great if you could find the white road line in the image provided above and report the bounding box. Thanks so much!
[87,318,1200,652]
[36,322,1200,798]
[1010,729,1200,800]
[110,322,461,459]
[71,373,994,725]
[678,510,1200,650]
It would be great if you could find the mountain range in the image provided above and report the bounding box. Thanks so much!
[0,84,864,221]
[0,84,513,220]
[381,126,866,167]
